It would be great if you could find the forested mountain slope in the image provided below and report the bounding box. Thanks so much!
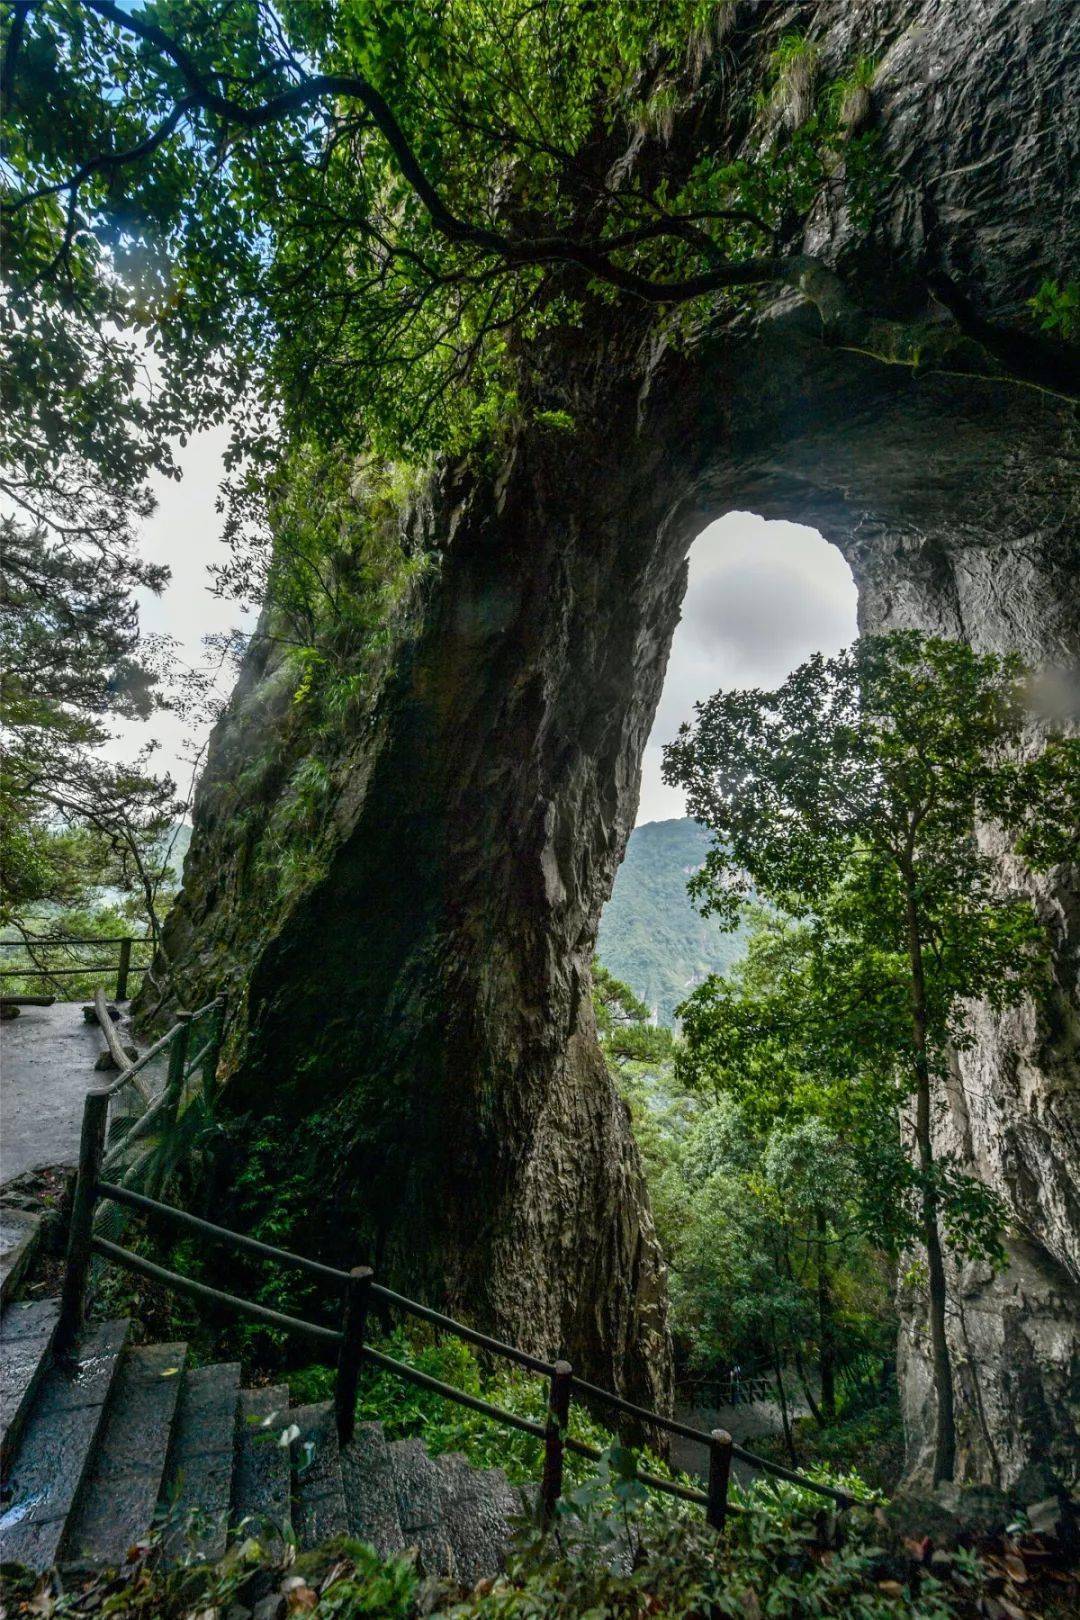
[597,819,746,1024]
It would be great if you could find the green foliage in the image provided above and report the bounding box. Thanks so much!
[293,1540,418,1618]
[209,441,434,918]
[596,819,748,1024]
[665,634,1076,1042]
[1,1474,1017,1620]
[4,0,892,485]
[629,1071,893,1391]
[593,957,677,1063]
[664,631,1078,1477]
[756,1379,905,1495]
[676,911,913,1255]
[0,1530,277,1618]
[0,903,151,1001]
[1028,278,1080,342]
[290,1325,628,1490]
[764,33,821,122]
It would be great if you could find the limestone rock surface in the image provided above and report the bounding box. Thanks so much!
[146,0,1078,1460]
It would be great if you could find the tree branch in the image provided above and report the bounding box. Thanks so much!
[9,0,785,306]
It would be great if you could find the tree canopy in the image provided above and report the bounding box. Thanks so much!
[3,0,892,479]
[664,631,1079,1482]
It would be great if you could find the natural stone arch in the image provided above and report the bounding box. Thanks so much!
[152,316,1077,1485]
[146,0,1079,1483]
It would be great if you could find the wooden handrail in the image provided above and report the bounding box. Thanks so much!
[93,989,152,1105]
[0,934,147,948]
[371,1282,557,1377]
[89,1236,342,1345]
[0,962,148,978]
[0,933,151,1001]
[97,1179,353,1283]
[74,1095,867,1522]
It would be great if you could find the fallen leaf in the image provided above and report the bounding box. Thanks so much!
[160,1366,181,1377]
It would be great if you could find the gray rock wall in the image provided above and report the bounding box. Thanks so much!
[854,527,1080,1494]
[151,0,1078,1472]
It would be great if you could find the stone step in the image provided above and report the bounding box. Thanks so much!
[435,1452,520,1588]
[0,1209,42,1307]
[290,1401,348,1550]
[388,1435,456,1578]
[0,1318,130,1571]
[0,1297,60,1474]
[232,1385,293,1555]
[61,1342,188,1566]
[340,1421,406,1559]
[159,1362,241,1565]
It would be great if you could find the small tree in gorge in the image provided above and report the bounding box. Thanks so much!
[663,632,1078,1483]
[677,911,909,1426]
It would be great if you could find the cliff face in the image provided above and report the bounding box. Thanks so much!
[149,0,1078,1466]
[856,528,1080,1497]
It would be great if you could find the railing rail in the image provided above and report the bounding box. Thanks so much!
[0,934,149,1000]
[94,998,227,1208]
[58,1091,863,1532]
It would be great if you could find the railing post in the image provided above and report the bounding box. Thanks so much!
[56,1089,110,1349]
[115,936,132,1001]
[335,1266,373,1445]
[164,1010,193,1127]
[706,1428,733,1532]
[541,1360,572,1524]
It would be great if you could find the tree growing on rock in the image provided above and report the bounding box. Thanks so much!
[664,631,1079,1483]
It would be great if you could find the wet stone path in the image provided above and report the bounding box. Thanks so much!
[0,1003,106,1189]
[670,1394,810,1489]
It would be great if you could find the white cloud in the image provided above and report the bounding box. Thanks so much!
[104,425,253,798]
[635,512,858,824]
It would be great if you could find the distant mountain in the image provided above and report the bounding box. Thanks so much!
[597,818,747,1025]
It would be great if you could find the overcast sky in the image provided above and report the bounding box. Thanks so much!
[636,513,858,823]
[113,447,859,824]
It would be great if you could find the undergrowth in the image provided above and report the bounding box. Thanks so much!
[1,1454,1049,1620]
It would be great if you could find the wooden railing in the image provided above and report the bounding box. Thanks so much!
[0,934,149,1000]
[94,996,226,1198]
[686,1371,776,1407]
[56,1078,861,1536]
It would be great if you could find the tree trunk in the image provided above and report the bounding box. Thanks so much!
[905,874,957,1484]
[816,1208,836,1423]
[771,1338,798,1466]
[793,1344,824,1428]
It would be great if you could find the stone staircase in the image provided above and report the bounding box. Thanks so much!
[0,1298,521,1581]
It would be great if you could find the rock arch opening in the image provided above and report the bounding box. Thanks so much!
[151,323,1076,1484]
[637,512,858,828]
[597,514,857,1022]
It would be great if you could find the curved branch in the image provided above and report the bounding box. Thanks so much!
[6,96,197,212]
[10,0,784,306]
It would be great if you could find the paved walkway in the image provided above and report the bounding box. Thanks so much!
[0,1003,106,1187]
[671,1393,810,1488]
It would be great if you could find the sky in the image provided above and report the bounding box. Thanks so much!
[114,449,859,823]
[636,513,859,823]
